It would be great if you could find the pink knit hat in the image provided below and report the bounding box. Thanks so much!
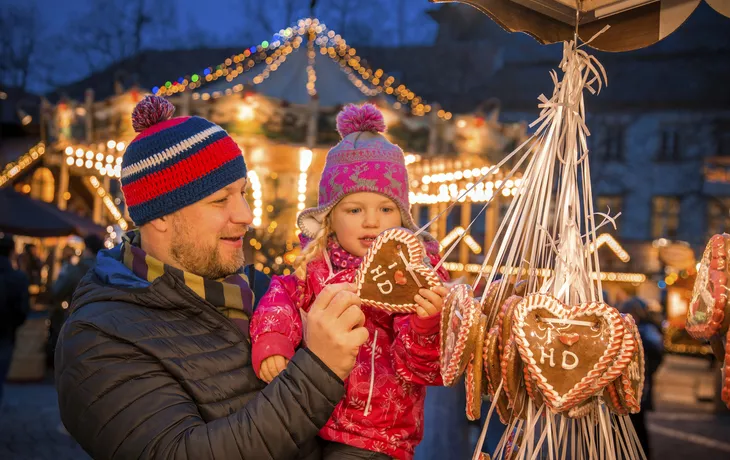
[297,103,418,239]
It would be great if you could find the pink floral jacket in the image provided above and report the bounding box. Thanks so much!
[250,242,449,459]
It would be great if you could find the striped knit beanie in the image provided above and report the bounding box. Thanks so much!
[121,96,247,225]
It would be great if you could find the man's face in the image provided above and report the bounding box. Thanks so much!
[168,177,253,279]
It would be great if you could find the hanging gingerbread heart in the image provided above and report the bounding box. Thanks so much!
[441,284,480,386]
[512,293,626,412]
[615,315,644,414]
[603,381,629,416]
[483,325,511,424]
[355,227,442,313]
[498,295,524,356]
[481,278,527,325]
[465,314,488,421]
[688,234,730,340]
[502,337,543,420]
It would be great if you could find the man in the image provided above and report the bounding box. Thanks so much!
[18,243,42,286]
[55,96,368,459]
[52,234,104,304]
[0,234,30,406]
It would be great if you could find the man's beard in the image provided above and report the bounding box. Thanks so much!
[169,218,246,280]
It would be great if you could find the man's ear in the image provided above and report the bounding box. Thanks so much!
[148,215,169,233]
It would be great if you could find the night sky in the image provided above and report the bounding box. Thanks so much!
[3,0,438,92]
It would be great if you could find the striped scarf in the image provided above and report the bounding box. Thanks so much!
[121,230,254,337]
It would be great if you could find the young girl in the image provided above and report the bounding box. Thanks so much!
[250,104,450,460]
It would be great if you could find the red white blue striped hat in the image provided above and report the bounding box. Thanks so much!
[120,96,247,225]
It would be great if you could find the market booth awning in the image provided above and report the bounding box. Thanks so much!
[0,188,106,238]
[430,0,730,52]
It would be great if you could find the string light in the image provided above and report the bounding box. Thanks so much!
[156,17,446,117]
[63,141,124,178]
[588,233,631,262]
[439,227,482,254]
[439,262,646,283]
[306,26,317,96]
[87,176,128,231]
[297,148,313,212]
[410,185,520,204]
[0,143,45,187]
[404,154,421,165]
[248,170,263,227]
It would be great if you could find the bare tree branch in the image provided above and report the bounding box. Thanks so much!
[0,6,39,90]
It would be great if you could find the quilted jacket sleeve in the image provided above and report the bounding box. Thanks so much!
[390,251,449,386]
[55,317,344,460]
[250,274,305,378]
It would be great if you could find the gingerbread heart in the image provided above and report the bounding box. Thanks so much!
[355,227,442,313]
[615,315,644,414]
[481,278,527,322]
[483,325,511,424]
[502,338,543,420]
[441,284,480,386]
[512,293,626,412]
[465,314,488,421]
[498,295,523,357]
[688,234,730,340]
[603,381,629,416]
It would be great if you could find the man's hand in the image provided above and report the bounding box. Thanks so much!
[414,285,449,318]
[305,283,368,381]
[259,355,289,383]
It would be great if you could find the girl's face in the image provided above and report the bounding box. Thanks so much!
[330,192,402,257]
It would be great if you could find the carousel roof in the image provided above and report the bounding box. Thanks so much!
[194,42,380,107]
[155,18,443,118]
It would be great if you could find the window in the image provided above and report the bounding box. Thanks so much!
[596,196,623,233]
[652,196,680,239]
[597,125,625,161]
[707,198,730,237]
[658,125,684,161]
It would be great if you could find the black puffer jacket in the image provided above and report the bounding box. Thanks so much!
[55,247,344,460]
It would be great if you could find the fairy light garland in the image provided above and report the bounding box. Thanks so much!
[155,18,450,118]
[440,262,646,283]
[87,176,128,231]
[306,27,317,96]
[248,170,263,228]
[63,142,124,178]
[409,182,520,204]
[0,143,46,187]
[588,233,631,262]
[439,227,482,254]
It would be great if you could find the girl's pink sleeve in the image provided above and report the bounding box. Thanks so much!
[391,312,443,386]
[390,250,449,385]
[250,274,306,377]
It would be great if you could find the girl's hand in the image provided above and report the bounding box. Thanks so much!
[414,285,449,318]
[260,355,289,383]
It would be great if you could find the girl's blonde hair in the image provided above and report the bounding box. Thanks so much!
[293,216,332,280]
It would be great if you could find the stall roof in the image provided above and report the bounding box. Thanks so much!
[0,188,106,238]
